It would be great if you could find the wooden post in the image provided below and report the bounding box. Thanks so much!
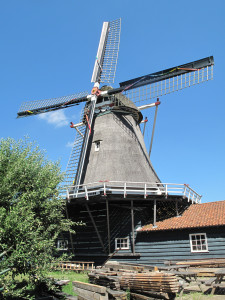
[131,200,135,254]
[106,198,111,254]
[153,199,157,228]
[176,201,179,216]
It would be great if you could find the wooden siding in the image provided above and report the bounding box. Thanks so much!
[112,226,225,265]
[64,201,225,266]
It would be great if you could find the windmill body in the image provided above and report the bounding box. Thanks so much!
[17,19,214,263]
[80,93,160,186]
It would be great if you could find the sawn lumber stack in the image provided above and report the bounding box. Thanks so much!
[120,272,179,293]
[88,267,179,296]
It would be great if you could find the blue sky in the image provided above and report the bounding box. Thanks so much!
[1,0,224,203]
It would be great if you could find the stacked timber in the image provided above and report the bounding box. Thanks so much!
[89,269,121,290]
[73,281,127,300]
[73,281,108,300]
[105,262,145,272]
[107,289,127,300]
[120,272,179,294]
[176,259,225,268]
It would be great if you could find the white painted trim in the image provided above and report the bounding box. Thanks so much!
[189,233,208,253]
[57,239,68,250]
[115,238,129,250]
[95,141,100,152]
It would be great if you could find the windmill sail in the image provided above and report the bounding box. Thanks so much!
[17,91,89,118]
[124,63,214,106]
[91,18,121,85]
[107,56,214,105]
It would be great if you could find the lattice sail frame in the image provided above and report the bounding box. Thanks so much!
[17,91,89,117]
[123,65,213,105]
[92,18,121,85]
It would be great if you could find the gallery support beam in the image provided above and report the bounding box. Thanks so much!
[85,203,107,254]
[106,198,111,254]
[131,200,135,254]
[176,201,179,216]
[153,199,157,228]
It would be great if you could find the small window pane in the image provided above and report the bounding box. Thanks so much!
[115,238,129,250]
[57,240,68,250]
[190,233,208,253]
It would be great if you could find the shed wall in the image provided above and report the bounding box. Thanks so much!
[111,226,225,265]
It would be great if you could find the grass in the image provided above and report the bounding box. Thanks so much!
[47,270,89,296]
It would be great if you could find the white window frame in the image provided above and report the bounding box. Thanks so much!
[57,239,68,250]
[115,238,129,250]
[95,141,101,152]
[189,233,208,253]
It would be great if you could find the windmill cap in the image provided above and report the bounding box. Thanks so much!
[100,86,143,123]
[100,85,113,91]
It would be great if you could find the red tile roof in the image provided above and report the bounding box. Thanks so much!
[139,200,225,232]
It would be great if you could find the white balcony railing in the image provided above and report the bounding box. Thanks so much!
[66,181,202,204]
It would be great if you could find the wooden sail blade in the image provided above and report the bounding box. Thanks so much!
[17,91,89,118]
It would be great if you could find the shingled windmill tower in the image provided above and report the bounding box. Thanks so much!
[79,90,160,186]
[17,19,214,264]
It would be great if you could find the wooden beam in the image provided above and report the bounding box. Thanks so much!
[85,203,107,254]
[73,281,107,294]
[131,200,135,254]
[106,198,111,254]
[176,201,179,216]
[153,199,157,228]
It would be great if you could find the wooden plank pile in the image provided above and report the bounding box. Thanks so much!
[89,270,121,290]
[88,263,179,299]
[73,281,108,300]
[73,280,127,300]
[105,262,146,273]
[120,272,179,294]
[167,258,225,268]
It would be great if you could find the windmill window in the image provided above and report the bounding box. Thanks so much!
[95,141,101,152]
[57,239,68,250]
[189,233,208,253]
[115,238,129,250]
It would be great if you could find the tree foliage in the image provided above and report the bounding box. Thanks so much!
[0,137,73,299]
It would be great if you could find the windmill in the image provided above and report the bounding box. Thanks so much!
[17,19,214,259]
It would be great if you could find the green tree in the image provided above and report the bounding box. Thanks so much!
[0,137,74,299]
